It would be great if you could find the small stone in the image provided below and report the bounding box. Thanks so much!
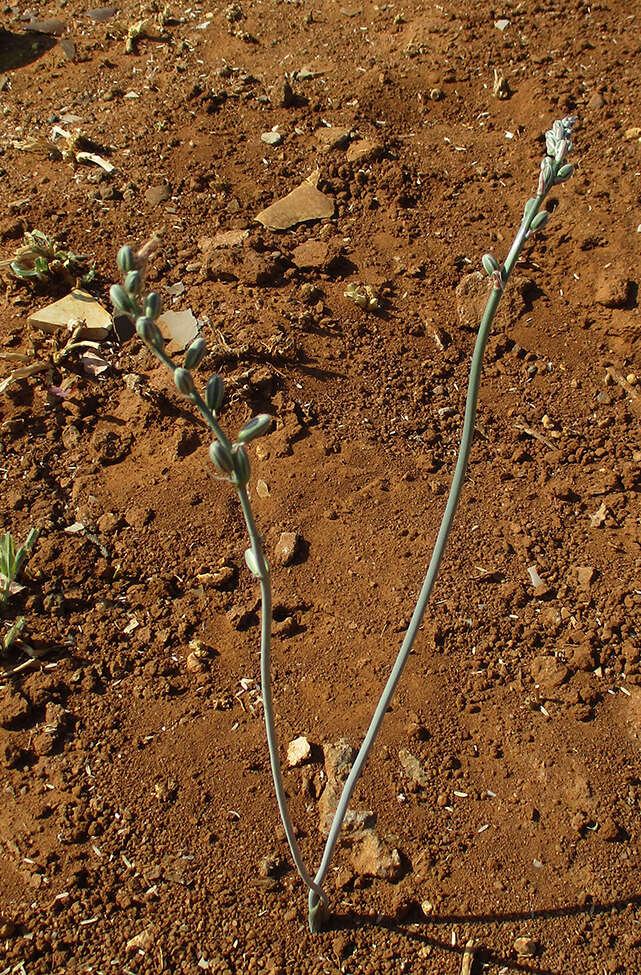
[600,816,621,842]
[315,127,351,151]
[350,831,402,881]
[456,271,491,330]
[97,512,120,534]
[258,853,281,878]
[124,506,153,531]
[530,655,569,694]
[287,735,311,767]
[429,86,444,101]
[185,650,206,673]
[126,928,154,953]
[61,424,82,450]
[513,937,537,957]
[256,479,270,498]
[588,91,605,110]
[494,18,510,30]
[323,739,356,782]
[595,272,631,309]
[575,565,596,589]
[274,531,300,566]
[345,139,383,165]
[568,641,597,672]
[261,131,282,146]
[624,127,641,141]
[145,184,171,206]
[398,749,429,789]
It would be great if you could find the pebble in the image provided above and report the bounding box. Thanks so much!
[398,749,429,789]
[287,735,311,767]
[261,131,282,146]
[530,655,569,694]
[588,91,605,110]
[315,126,351,151]
[350,830,402,881]
[624,127,641,141]
[274,531,300,566]
[144,184,172,206]
[513,937,537,957]
[345,139,383,164]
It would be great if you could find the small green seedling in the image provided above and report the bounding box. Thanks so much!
[112,115,577,933]
[1,528,39,651]
[0,230,93,286]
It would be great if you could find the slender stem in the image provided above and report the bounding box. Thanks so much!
[307,180,559,932]
[236,486,327,906]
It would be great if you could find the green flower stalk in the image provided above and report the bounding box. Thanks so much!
[110,115,577,935]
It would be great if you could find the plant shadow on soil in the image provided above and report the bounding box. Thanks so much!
[0,30,56,71]
[326,893,641,974]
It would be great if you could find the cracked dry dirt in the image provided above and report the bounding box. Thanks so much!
[1,1,641,973]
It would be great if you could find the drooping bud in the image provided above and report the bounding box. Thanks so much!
[174,367,195,397]
[244,547,263,578]
[482,254,500,276]
[209,441,234,475]
[117,245,135,273]
[236,414,272,444]
[136,315,163,349]
[232,444,251,485]
[184,337,207,370]
[124,270,142,295]
[529,210,549,232]
[555,163,574,183]
[110,284,136,315]
[205,374,225,413]
[144,292,162,320]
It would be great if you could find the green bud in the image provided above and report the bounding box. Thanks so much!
[184,337,207,370]
[124,270,142,295]
[144,292,162,320]
[237,413,272,444]
[205,374,225,413]
[555,163,574,183]
[523,197,538,221]
[209,440,234,475]
[530,210,549,231]
[232,444,251,486]
[174,367,195,397]
[481,254,500,276]
[136,316,163,349]
[110,284,136,315]
[117,245,135,273]
[244,548,262,578]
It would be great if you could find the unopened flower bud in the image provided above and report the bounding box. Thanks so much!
[184,337,207,370]
[205,374,225,413]
[237,414,272,444]
[555,163,574,183]
[232,444,251,486]
[144,292,162,320]
[209,441,234,475]
[117,245,135,273]
[136,315,163,348]
[174,367,195,397]
[110,284,136,315]
[530,210,549,232]
[124,270,142,296]
[482,254,500,276]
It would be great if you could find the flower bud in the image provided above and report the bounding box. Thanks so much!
[237,413,272,444]
[481,254,500,276]
[184,337,207,370]
[117,245,135,273]
[209,441,234,475]
[530,210,549,232]
[124,270,142,295]
[110,284,136,315]
[144,292,162,320]
[136,315,163,348]
[555,163,574,183]
[205,374,225,413]
[174,367,195,397]
[232,444,251,486]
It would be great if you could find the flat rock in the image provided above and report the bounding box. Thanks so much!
[261,131,283,147]
[199,230,249,251]
[398,749,429,789]
[158,309,199,349]
[513,937,537,958]
[29,289,112,340]
[455,271,491,330]
[25,18,65,35]
[350,830,402,881]
[87,7,117,21]
[145,184,172,206]
[256,170,334,230]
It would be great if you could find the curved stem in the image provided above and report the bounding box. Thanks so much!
[237,486,327,906]
[307,185,557,931]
